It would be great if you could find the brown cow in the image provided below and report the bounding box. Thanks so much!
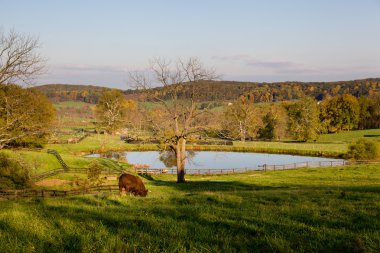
[118,173,148,197]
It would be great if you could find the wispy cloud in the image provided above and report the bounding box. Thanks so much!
[213,54,319,74]
[212,54,251,61]
[48,64,128,73]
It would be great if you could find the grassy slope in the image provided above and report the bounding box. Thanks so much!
[0,165,379,252]
[1,149,130,175]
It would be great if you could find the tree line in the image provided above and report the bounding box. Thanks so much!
[34,79,380,105]
[220,93,380,142]
[33,84,110,104]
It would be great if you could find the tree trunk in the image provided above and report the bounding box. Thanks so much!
[176,138,186,183]
[239,121,245,142]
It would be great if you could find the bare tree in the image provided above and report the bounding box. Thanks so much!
[95,89,135,134]
[222,96,257,142]
[0,29,45,86]
[129,57,217,183]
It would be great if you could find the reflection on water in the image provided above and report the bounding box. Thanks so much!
[158,151,196,168]
[87,151,343,170]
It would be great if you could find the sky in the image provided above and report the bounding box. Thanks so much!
[1,0,380,89]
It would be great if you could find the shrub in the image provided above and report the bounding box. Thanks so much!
[0,152,30,189]
[346,139,378,160]
[87,161,104,186]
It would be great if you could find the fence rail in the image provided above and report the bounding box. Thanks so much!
[259,160,346,171]
[0,185,120,200]
[31,168,65,181]
[136,160,347,175]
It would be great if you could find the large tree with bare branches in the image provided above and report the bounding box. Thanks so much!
[129,57,217,183]
[0,30,45,86]
[0,30,54,149]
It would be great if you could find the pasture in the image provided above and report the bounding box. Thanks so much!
[0,165,379,252]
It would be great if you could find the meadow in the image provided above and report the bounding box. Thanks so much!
[1,102,380,252]
[0,165,379,252]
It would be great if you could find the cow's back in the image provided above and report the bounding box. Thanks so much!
[118,173,147,196]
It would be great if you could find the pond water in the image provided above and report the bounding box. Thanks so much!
[87,151,343,171]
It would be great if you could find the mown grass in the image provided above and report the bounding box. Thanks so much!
[1,165,379,252]
[53,101,94,109]
[318,129,380,143]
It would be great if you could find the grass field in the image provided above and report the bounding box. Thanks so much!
[53,101,95,109]
[0,165,379,252]
[318,129,380,143]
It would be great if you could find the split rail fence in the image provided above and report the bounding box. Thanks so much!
[0,185,120,200]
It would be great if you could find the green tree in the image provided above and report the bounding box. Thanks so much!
[95,89,135,134]
[0,84,56,149]
[287,96,320,141]
[320,94,360,132]
[358,96,372,130]
[346,139,377,160]
[258,111,277,140]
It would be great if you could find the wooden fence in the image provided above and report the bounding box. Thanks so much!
[136,160,347,175]
[31,168,65,181]
[0,185,120,200]
[31,167,125,182]
[259,160,346,171]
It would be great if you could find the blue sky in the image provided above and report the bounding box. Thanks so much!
[1,0,380,88]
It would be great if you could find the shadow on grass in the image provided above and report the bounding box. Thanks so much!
[149,179,288,193]
[1,180,379,253]
[138,173,155,181]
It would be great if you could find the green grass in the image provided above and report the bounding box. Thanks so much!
[0,165,379,252]
[233,141,346,157]
[0,149,130,176]
[53,101,94,109]
[318,129,380,143]
[0,150,62,175]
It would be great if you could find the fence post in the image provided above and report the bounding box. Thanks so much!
[330,161,333,167]
[41,190,44,198]
[306,162,309,168]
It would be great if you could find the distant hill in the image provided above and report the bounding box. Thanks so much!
[34,78,380,104]
[125,78,380,103]
[32,84,112,104]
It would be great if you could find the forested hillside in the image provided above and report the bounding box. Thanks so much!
[32,84,111,103]
[34,78,380,104]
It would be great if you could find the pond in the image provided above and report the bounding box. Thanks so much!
[87,151,344,173]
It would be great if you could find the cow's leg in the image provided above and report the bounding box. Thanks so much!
[119,186,125,196]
